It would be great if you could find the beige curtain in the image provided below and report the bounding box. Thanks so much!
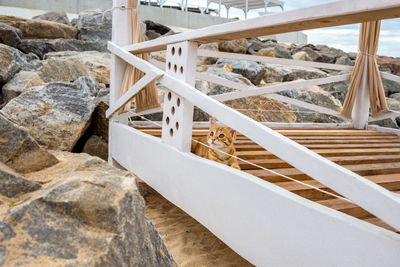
[341,21,388,118]
[119,0,160,113]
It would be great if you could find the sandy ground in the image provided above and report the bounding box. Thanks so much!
[140,182,254,267]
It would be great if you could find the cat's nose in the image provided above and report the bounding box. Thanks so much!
[211,139,215,144]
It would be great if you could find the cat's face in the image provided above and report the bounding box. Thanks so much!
[207,118,236,149]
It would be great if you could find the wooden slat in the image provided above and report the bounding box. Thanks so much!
[239,155,400,170]
[274,174,400,201]
[236,148,400,159]
[246,162,400,183]
[235,143,400,151]
[235,139,400,145]
[125,0,400,53]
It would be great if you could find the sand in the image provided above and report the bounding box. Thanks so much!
[140,182,254,267]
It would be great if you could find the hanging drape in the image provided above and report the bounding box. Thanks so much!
[119,0,160,113]
[341,21,388,118]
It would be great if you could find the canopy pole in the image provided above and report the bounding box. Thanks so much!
[245,0,248,19]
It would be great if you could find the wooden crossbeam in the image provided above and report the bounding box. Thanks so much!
[125,0,400,53]
[197,50,354,71]
[265,93,347,120]
[209,74,350,102]
[106,70,163,119]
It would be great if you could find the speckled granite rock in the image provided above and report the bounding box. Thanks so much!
[1,77,100,151]
[0,151,177,266]
[44,51,111,85]
[0,15,78,39]
[77,10,112,47]
[0,113,58,173]
[32,11,70,25]
[0,23,22,48]
[0,163,41,198]
[19,39,107,59]
[0,44,40,84]
[83,135,108,161]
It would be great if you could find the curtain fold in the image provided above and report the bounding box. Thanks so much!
[340,21,388,119]
[119,0,160,114]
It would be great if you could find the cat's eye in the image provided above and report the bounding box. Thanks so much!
[219,133,225,138]
[210,132,214,136]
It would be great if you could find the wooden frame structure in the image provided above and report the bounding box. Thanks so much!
[108,0,400,265]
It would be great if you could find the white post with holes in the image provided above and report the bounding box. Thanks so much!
[109,0,131,166]
[161,41,197,152]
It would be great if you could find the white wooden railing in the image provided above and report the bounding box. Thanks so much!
[108,0,400,265]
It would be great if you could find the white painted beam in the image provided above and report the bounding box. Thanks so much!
[106,70,163,119]
[124,0,400,53]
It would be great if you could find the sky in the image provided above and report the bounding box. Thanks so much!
[167,0,400,57]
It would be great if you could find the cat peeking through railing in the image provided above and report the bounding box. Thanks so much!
[191,118,240,170]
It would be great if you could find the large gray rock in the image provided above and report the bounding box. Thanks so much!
[0,23,22,48]
[1,70,40,103]
[19,38,107,59]
[0,163,41,198]
[257,45,292,59]
[0,15,78,39]
[0,113,58,173]
[198,42,219,65]
[315,45,347,63]
[321,80,349,104]
[262,63,328,83]
[216,59,266,85]
[144,20,171,35]
[279,84,344,123]
[32,11,70,25]
[77,10,112,47]
[1,77,101,151]
[0,44,40,84]
[83,135,108,161]
[44,50,111,85]
[0,151,177,266]
[2,57,89,103]
[218,39,248,54]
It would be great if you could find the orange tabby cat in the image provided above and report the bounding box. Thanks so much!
[191,118,240,170]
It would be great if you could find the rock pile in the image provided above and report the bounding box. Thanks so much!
[0,11,177,266]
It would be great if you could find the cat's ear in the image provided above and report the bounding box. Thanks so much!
[228,128,237,139]
[210,117,217,128]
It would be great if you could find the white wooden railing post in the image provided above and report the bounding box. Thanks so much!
[161,41,197,152]
[352,58,370,129]
[109,0,131,166]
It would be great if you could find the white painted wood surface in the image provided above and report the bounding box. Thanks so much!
[368,111,400,122]
[124,0,400,53]
[108,44,400,230]
[381,71,400,84]
[109,0,132,166]
[130,121,353,129]
[111,123,400,266]
[106,70,162,119]
[197,49,354,71]
[265,93,346,120]
[161,42,197,152]
[368,125,400,136]
[208,74,350,102]
[352,58,371,129]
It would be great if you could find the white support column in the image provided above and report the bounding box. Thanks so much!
[109,0,131,166]
[161,41,197,152]
[245,0,248,19]
[219,0,222,16]
[352,58,370,129]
